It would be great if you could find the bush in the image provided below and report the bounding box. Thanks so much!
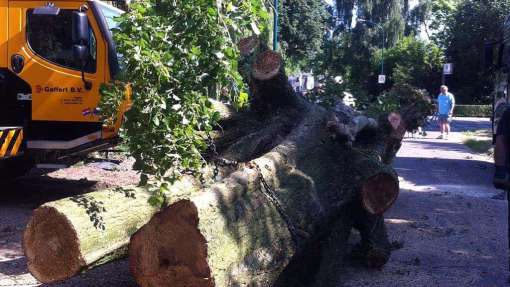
[454,105,492,117]
[359,84,434,131]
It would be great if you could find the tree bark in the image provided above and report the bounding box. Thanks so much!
[127,44,419,287]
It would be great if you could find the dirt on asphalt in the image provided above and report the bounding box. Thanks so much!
[0,117,508,287]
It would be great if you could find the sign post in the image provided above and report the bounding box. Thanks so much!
[378,74,386,85]
[443,63,453,85]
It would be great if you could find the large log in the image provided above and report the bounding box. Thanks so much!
[23,178,199,284]
[127,47,425,287]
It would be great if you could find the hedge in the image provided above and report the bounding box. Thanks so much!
[454,105,492,118]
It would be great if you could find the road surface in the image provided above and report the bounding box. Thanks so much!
[0,117,507,287]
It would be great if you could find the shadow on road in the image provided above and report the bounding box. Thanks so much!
[0,257,27,277]
[0,175,99,208]
[395,156,494,191]
[424,117,491,133]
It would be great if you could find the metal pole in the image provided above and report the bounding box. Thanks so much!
[381,27,385,75]
[273,0,279,51]
[358,19,385,82]
[507,190,510,273]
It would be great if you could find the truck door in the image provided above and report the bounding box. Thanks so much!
[7,1,107,142]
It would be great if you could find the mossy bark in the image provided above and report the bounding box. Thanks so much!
[129,100,402,286]
[127,40,422,287]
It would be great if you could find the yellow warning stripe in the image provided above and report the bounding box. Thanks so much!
[0,129,23,158]
[10,130,23,156]
[0,130,16,157]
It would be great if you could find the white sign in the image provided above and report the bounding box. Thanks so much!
[443,63,453,75]
[378,74,386,84]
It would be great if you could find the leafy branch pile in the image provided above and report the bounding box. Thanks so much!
[99,0,270,202]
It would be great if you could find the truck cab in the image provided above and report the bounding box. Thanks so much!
[0,0,130,176]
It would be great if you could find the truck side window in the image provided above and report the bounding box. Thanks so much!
[26,9,97,73]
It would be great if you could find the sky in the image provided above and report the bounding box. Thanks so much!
[324,0,419,9]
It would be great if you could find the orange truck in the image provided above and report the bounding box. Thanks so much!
[0,0,130,178]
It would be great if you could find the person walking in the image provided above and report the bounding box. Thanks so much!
[437,85,455,140]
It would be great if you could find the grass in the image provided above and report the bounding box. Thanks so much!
[462,129,493,156]
[464,139,493,154]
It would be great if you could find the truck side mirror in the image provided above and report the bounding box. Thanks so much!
[72,10,92,90]
[73,11,90,46]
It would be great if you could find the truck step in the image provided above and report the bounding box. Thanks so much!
[0,127,24,159]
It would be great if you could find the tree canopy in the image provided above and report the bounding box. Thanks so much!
[445,0,510,103]
[278,0,329,71]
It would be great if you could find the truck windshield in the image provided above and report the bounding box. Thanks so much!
[95,1,125,74]
[95,1,124,30]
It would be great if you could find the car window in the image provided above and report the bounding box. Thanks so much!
[26,9,97,73]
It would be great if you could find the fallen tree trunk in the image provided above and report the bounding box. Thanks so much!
[127,46,430,287]
[129,150,399,287]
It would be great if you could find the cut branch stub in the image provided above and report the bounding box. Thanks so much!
[239,35,260,56]
[361,173,399,215]
[388,112,406,140]
[387,113,402,131]
[129,200,213,287]
[252,50,283,81]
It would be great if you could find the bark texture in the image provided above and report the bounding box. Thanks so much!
[128,44,429,287]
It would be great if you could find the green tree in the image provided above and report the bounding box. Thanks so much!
[374,36,444,95]
[328,0,410,99]
[407,0,460,47]
[99,0,270,204]
[278,0,329,71]
[446,0,510,104]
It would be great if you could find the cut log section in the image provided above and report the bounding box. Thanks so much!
[239,35,260,56]
[129,200,213,287]
[130,167,295,287]
[252,50,283,81]
[23,178,198,284]
[361,173,399,215]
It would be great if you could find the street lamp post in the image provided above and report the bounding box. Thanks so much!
[273,0,279,51]
[358,19,385,82]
